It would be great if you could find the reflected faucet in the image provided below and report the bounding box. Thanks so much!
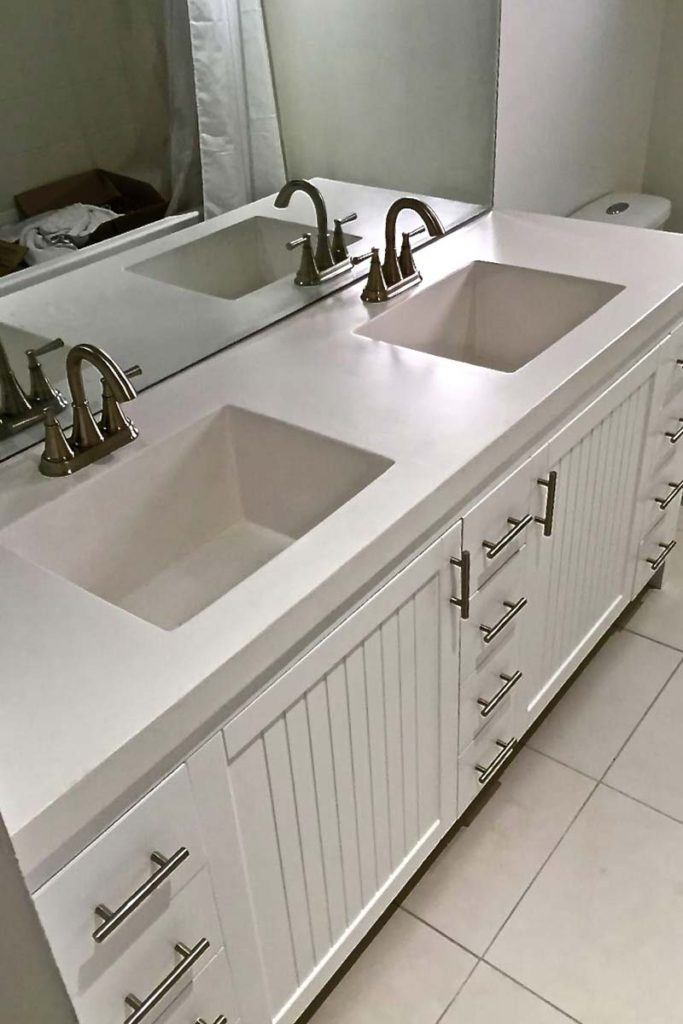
[275,178,358,286]
[39,343,139,477]
[0,337,67,439]
[352,197,446,303]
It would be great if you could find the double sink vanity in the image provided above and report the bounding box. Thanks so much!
[2,187,683,1024]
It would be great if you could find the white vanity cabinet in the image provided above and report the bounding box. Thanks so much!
[190,523,461,1024]
[521,334,678,726]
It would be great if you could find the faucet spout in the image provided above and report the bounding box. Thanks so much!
[275,179,334,271]
[383,198,445,286]
[67,344,137,407]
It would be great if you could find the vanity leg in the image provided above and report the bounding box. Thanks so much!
[648,564,666,590]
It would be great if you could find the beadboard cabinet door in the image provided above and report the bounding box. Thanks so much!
[208,522,461,1024]
[521,344,661,725]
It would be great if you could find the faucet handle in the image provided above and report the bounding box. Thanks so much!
[331,213,358,264]
[286,233,321,286]
[100,364,141,437]
[351,248,389,304]
[399,226,426,280]
[24,338,67,408]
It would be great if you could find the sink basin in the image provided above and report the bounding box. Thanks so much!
[355,261,624,372]
[129,216,361,301]
[1,407,391,630]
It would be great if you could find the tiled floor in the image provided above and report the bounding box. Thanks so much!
[308,524,683,1024]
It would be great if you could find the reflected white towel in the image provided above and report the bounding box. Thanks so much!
[0,204,121,265]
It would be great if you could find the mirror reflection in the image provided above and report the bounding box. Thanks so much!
[0,0,500,460]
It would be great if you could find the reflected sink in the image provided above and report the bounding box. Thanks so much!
[129,215,361,300]
[1,407,391,630]
[355,261,624,372]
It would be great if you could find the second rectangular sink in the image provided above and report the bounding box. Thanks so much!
[129,215,361,301]
[355,261,624,372]
[0,407,391,630]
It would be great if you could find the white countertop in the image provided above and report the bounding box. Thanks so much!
[2,208,683,890]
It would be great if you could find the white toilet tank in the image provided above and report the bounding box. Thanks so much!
[571,192,671,230]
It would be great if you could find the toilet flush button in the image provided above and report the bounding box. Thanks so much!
[606,202,630,215]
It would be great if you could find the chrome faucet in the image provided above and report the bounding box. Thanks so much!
[0,336,67,439]
[275,178,358,286]
[352,197,446,303]
[39,344,140,477]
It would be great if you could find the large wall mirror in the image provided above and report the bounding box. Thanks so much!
[0,0,500,460]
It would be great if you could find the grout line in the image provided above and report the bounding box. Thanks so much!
[481,961,584,1023]
[480,780,600,961]
[621,625,683,655]
[399,906,480,959]
[596,654,683,783]
[600,780,683,828]
[525,745,599,783]
[434,955,481,1024]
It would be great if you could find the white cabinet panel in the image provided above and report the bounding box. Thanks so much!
[522,347,660,725]
[211,524,460,1024]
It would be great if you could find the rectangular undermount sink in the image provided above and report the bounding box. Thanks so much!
[355,261,624,372]
[1,408,391,630]
[129,215,361,300]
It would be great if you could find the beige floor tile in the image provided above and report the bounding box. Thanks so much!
[443,962,575,1023]
[402,749,593,954]
[488,785,683,1024]
[309,909,475,1024]
[623,529,683,649]
[529,631,680,778]
[606,662,683,820]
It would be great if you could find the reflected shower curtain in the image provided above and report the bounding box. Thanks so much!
[167,0,285,217]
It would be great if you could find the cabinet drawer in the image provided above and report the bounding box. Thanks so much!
[639,443,683,536]
[59,868,223,1024]
[633,505,680,596]
[661,323,683,408]
[458,703,517,815]
[462,448,547,591]
[461,549,529,679]
[459,640,523,751]
[157,950,240,1024]
[34,766,207,1011]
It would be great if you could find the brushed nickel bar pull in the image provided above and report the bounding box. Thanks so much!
[195,1017,228,1024]
[479,597,527,645]
[93,846,190,943]
[665,418,683,444]
[125,937,211,1023]
[535,471,558,537]
[475,738,517,785]
[647,539,677,573]
[477,670,523,718]
[450,550,471,620]
[656,479,683,510]
[482,514,534,560]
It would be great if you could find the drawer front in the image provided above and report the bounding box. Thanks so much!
[461,549,529,680]
[634,501,680,596]
[639,442,683,537]
[34,766,207,1008]
[157,951,240,1024]
[462,448,548,591]
[458,703,517,815]
[661,323,683,408]
[459,639,523,751]
[65,868,222,1024]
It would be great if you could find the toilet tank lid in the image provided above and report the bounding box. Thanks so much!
[571,192,671,228]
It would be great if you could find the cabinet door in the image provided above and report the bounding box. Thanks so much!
[522,346,661,725]
[212,523,461,1024]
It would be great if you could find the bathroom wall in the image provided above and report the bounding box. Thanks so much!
[495,0,665,215]
[262,0,499,205]
[643,0,683,232]
[0,0,170,217]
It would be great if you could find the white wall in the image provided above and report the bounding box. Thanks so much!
[0,0,170,214]
[644,0,683,231]
[262,0,499,206]
[495,0,665,215]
